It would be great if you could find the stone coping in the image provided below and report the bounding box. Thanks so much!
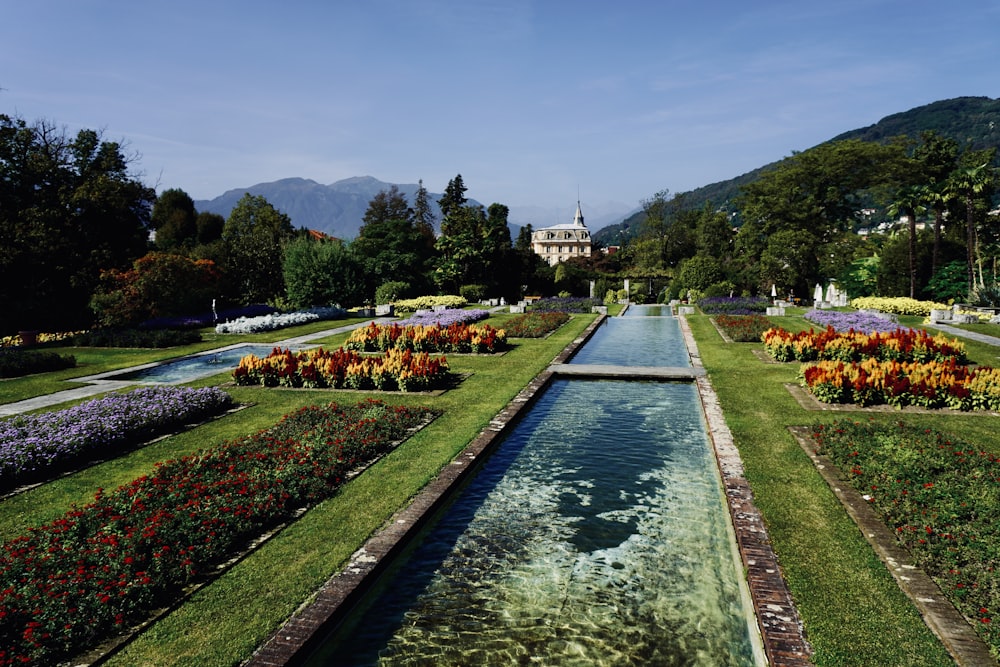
[246,313,814,666]
[788,426,996,666]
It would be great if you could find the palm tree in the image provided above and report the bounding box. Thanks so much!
[887,185,928,299]
[947,163,995,293]
[920,182,953,275]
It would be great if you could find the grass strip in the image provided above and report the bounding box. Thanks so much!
[688,312,997,666]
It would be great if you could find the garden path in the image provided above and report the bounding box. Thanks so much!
[0,319,394,418]
[927,323,1000,348]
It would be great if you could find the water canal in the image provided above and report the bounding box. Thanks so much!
[304,309,765,666]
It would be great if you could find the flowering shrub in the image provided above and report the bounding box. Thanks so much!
[345,321,505,354]
[0,348,76,379]
[850,296,949,316]
[214,306,345,334]
[809,420,1000,653]
[801,358,1000,410]
[395,309,490,327]
[0,387,234,491]
[503,311,570,338]
[0,331,81,348]
[392,295,467,312]
[233,347,450,392]
[0,399,432,666]
[803,309,900,334]
[530,297,601,313]
[714,314,773,342]
[761,326,968,364]
[698,296,770,315]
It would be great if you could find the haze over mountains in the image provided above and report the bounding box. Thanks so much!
[194,176,637,239]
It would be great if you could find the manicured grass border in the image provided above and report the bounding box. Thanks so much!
[687,312,997,666]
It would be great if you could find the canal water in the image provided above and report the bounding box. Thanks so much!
[306,313,764,666]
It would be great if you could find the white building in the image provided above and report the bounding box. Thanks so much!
[531,202,592,267]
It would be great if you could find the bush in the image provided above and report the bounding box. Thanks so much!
[698,296,770,315]
[459,284,487,302]
[530,297,600,313]
[375,281,410,305]
[0,348,76,378]
[392,295,467,312]
[72,328,202,348]
[849,296,949,317]
[970,282,1000,307]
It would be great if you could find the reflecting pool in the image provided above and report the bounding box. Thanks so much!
[308,378,763,666]
[106,344,287,384]
[568,315,689,367]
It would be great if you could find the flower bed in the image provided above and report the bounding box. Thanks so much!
[0,348,76,379]
[0,399,432,666]
[395,308,490,327]
[801,358,1000,410]
[141,304,277,330]
[698,296,770,315]
[809,420,1000,653]
[761,326,968,364]
[849,296,949,317]
[713,314,773,342]
[345,321,504,354]
[0,387,234,492]
[803,309,899,334]
[214,306,345,334]
[233,347,450,392]
[503,311,570,338]
[392,295,467,312]
[0,331,81,348]
[530,297,600,313]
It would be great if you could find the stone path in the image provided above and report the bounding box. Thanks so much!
[0,319,393,418]
[928,322,1000,348]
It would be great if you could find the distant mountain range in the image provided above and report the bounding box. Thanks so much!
[594,96,1000,246]
[194,176,636,239]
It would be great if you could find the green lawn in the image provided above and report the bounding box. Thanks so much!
[1,307,989,665]
[690,312,998,666]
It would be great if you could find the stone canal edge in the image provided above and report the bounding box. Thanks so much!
[245,314,814,666]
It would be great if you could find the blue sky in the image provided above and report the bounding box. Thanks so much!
[3,0,998,216]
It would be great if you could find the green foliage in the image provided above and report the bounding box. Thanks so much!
[0,114,155,332]
[151,188,198,251]
[459,284,487,302]
[71,328,201,348]
[969,282,1000,307]
[837,256,880,299]
[282,237,362,309]
[875,231,933,297]
[221,194,295,304]
[924,260,968,302]
[0,348,76,378]
[89,252,222,328]
[375,281,410,305]
[677,254,722,292]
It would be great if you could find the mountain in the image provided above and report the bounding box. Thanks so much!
[594,96,1000,246]
[194,176,635,239]
[194,176,476,239]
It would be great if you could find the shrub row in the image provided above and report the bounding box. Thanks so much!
[762,326,968,364]
[71,328,202,348]
[698,296,770,315]
[849,296,949,316]
[503,311,570,338]
[233,347,450,392]
[0,399,432,666]
[530,297,600,313]
[345,321,505,354]
[0,348,76,379]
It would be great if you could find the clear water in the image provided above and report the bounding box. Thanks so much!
[108,344,284,384]
[622,304,672,317]
[569,316,690,367]
[309,379,762,666]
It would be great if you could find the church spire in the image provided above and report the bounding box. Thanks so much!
[573,200,585,227]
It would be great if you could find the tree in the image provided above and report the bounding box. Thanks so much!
[912,131,960,273]
[283,236,362,308]
[221,193,294,304]
[412,179,437,240]
[946,154,997,292]
[886,185,928,298]
[438,173,468,220]
[0,114,154,331]
[151,188,198,251]
[351,186,435,299]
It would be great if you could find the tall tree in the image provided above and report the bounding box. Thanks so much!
[221,193,294,304]
[412,179,437,241]
[0,114,154,331]
[947,153,997,291]
[151,188,198,251]
[283,236,362,308]
[912,131,960,273]
[351,187,434,298]
[438,174,468,221]
[886,185,928,298]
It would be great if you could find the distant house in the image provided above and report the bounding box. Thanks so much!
[531,202,592,266]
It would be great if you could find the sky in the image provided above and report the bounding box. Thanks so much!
[3,0,999,218]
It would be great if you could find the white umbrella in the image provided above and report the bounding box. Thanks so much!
[814,284,823,303]
[771,283,777,298]
[825,283,836,303]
